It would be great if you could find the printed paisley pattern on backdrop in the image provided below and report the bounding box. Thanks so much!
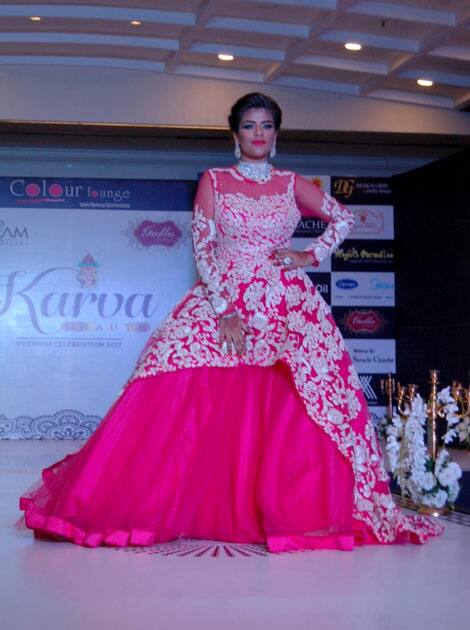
[0,410,101,439]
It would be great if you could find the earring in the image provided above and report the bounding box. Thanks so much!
[270,140,277,159]
[234,141,241,160]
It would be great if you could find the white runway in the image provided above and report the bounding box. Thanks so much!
[1,440,468,630]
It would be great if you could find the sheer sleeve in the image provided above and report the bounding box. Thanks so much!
[294,174,355,266]
[192,170,237,318]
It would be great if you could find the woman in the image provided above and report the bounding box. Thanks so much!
[18,92,443,551]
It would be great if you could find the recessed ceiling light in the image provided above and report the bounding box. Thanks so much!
[130,20,141,26]
[417,78,433,87]
[218,53,234,61]
[30,16,42,22]
[345,42,362,51]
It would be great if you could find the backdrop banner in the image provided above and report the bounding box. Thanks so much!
[299,175,396,423]
[0,174,394,438]
[0,177,196,438]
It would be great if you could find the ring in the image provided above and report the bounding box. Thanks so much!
[282,256,293,266]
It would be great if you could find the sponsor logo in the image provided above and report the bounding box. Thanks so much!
[331,273,395,306]
[333,306,394,337]
[294,217,328,238]
[333,178,355,200]
[134,220,182,248]
[0,219,29,246]
[345,339,396,374]
[123,217,187,249]
[8,179,132,208]
[0,177,197,211]
[359,374,378,402]
[332,177,392,204]
[336,278,358,290]
[371,278,394,291]
[332,240,394,271]
[344,309,384,335]
[335,247,393,263]
[358,374,392,405]
[306,272,331,304]
[312,283,330,301]
[0,257,158,334]
[352,208,384,236]
[76,253,99,288]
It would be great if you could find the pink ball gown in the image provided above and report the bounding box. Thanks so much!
[18,166,443,551]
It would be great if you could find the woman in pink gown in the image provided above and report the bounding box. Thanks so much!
[18,92,443,551]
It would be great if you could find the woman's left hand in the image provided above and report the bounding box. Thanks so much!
[271,248,315,270]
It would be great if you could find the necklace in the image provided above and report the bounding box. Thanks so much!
[236,160,273,183]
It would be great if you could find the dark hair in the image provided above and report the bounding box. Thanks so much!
[228,92,282,132]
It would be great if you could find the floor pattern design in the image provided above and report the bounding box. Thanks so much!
[113,539,274,557]
[111,494,470,557]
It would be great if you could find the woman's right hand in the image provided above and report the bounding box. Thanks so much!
[219,313,249,355]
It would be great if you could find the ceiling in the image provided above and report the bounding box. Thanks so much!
[0,0,469,112]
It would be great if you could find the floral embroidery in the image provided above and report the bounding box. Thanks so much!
[128,167,443,545]
[192,201,233,316]
[303,191,356,264]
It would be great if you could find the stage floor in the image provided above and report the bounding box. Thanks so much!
[1,439,468,630]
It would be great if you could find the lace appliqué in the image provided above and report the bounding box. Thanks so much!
[192,201,233,316]
[303,191,355,265]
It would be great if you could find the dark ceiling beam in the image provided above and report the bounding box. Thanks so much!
[0,120,469,149]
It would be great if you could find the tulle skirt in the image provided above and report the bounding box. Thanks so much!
[19,361,409,552]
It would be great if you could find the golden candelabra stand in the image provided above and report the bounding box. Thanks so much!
[380,370,470,517]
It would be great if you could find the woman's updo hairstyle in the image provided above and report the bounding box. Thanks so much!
[228,92,282,133]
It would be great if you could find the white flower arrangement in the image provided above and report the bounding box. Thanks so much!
[382,389,462,509]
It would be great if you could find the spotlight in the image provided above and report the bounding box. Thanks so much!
[345,42,362,51]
